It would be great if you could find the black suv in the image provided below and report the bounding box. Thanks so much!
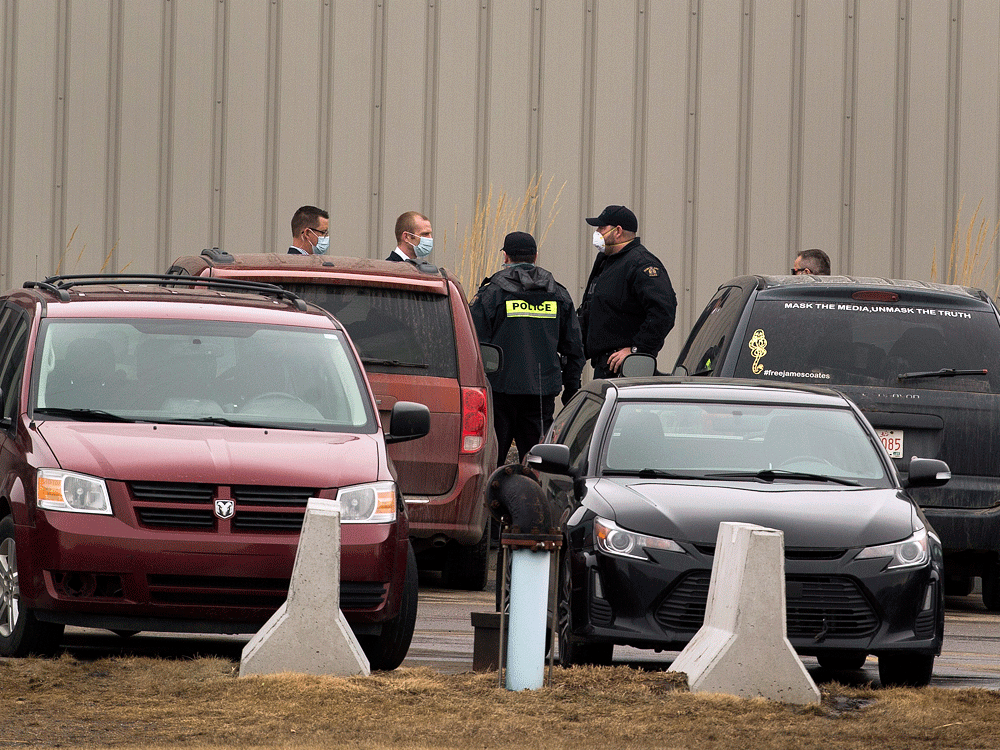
[673,275,1000,607]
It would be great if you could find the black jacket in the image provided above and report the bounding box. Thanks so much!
[578,238,676,358]
[470,264,585,398]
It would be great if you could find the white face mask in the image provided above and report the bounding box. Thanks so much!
[410,235,433,258]
[592,230,606,251]
[313,236,330,255]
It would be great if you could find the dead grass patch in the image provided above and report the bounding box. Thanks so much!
[2,656,999,749]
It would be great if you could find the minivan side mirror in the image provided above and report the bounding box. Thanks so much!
[620,353,657,378]
[384,401,431,444]
[480,343,502,375]
[904,457,951,488]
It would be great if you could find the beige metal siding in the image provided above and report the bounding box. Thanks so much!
[2,0,998,369]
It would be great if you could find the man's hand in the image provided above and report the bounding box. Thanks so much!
[607,346,633,373]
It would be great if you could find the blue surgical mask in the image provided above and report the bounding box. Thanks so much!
[412,236,433,258]
[313,236,330,255]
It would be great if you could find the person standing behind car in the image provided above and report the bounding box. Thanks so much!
[387,211,434,261]
[579,205,677,378]
[288,206,329,255]
[792,248,831,275]
[470,231,585,464]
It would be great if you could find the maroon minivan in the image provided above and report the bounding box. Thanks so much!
[0,274,429,669]
[167,252,499,590]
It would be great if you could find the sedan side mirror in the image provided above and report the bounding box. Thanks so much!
[480,343,502,375]
[620,353,657,378]
[904,457,951,488]
[384,401,431,444]
[525,443,571,475]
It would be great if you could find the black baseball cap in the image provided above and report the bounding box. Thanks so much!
[586,205,638,232]
[502,231,537,261]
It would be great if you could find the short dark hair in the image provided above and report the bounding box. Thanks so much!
[796,248,831,275]
[394,211,429,243]
[291,205,328,236]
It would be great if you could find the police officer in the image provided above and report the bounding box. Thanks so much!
[471,231,585,464]
[579,205,677,378]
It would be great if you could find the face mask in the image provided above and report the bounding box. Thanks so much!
[592,230,606,251]
[313,236,330,255]
[410,235,433,258]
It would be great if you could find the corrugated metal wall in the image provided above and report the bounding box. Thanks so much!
[2,0,998,366]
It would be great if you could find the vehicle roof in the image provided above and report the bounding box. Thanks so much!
[586,376,854,407]
[741,274,990,305]
[10,280,343,329]
[174,252,456,295]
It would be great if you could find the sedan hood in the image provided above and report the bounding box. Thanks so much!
[36,421,382,488]
[592,479,917,548]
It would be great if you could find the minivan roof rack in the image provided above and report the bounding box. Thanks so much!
[24,273,309,311]
[201,248,235,264]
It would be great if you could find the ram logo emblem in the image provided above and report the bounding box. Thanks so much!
[214,499,235,519]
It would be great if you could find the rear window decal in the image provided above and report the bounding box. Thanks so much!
[783,301,972,318]
[748,329,767,374]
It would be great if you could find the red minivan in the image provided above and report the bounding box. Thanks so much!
[167,252,499,590]
[0,274,429,669]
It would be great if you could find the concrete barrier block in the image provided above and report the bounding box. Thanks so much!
[240,498,370,678]
[670,522,819,704]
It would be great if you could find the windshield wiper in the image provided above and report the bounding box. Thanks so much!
[362,358,429,369]
[898,368,988,381]
[156,415,319,430]
[33,407,136,423]
[602,468,699,479]
[707,469,860,486]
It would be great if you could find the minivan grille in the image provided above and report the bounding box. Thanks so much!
[129,481,317,532]
[146,575,386,611]
[655,571,879,638]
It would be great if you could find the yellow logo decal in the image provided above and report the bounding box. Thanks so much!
[643,266,658,277]
[748,328,768,374]
[506,299,557,318]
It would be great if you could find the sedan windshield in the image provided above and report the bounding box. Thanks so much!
[603,401,889,483]
[32,319,374,432]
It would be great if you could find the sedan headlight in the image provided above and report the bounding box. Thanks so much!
[336,481,397,523]
[595,517,684,560]
[855,526,929,570]
[37,469,112,515]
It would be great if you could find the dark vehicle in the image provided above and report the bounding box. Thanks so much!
[531,378,949,687]
[0,274,429,670]
[165,251,499,590]
[673,275,1000,607]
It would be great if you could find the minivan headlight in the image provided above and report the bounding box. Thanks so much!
[855,526,929,570]
[37,469,112,515]
[336,481,397,523]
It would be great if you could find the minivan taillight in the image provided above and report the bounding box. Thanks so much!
[461,387,488,453]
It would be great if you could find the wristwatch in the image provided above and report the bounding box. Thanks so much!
[630,347,638,354]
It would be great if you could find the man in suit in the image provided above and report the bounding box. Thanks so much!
[288,206,329,255]
[387,211,433,261]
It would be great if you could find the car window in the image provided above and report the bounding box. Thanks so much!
[675,285,747,375]
[603,401,889,482]
[731,298,1000,392]
[32,319,375,431]
[0,308,28,426]
[558,396,603,475]
[280,283,458,378]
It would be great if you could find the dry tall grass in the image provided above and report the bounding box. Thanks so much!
[3,656,1000,749]
[447,174,566,293]
[931,197,1000,297]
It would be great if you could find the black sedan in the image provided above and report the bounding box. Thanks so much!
[526,377,950,687]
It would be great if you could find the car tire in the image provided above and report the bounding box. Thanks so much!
[944,573,975,598]
[557,550,613,667]
[358,542,418,671]
[981,564,1000,611]
[877,653,934,687]
[817,652,868,671]
[0,515,64,657]
[441,518,491,592]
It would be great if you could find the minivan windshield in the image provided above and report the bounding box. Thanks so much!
[732,299,1000,392]
[604,401,888,484]
[32,319,375,431]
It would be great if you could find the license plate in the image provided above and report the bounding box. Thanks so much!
[878,429,903,458]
